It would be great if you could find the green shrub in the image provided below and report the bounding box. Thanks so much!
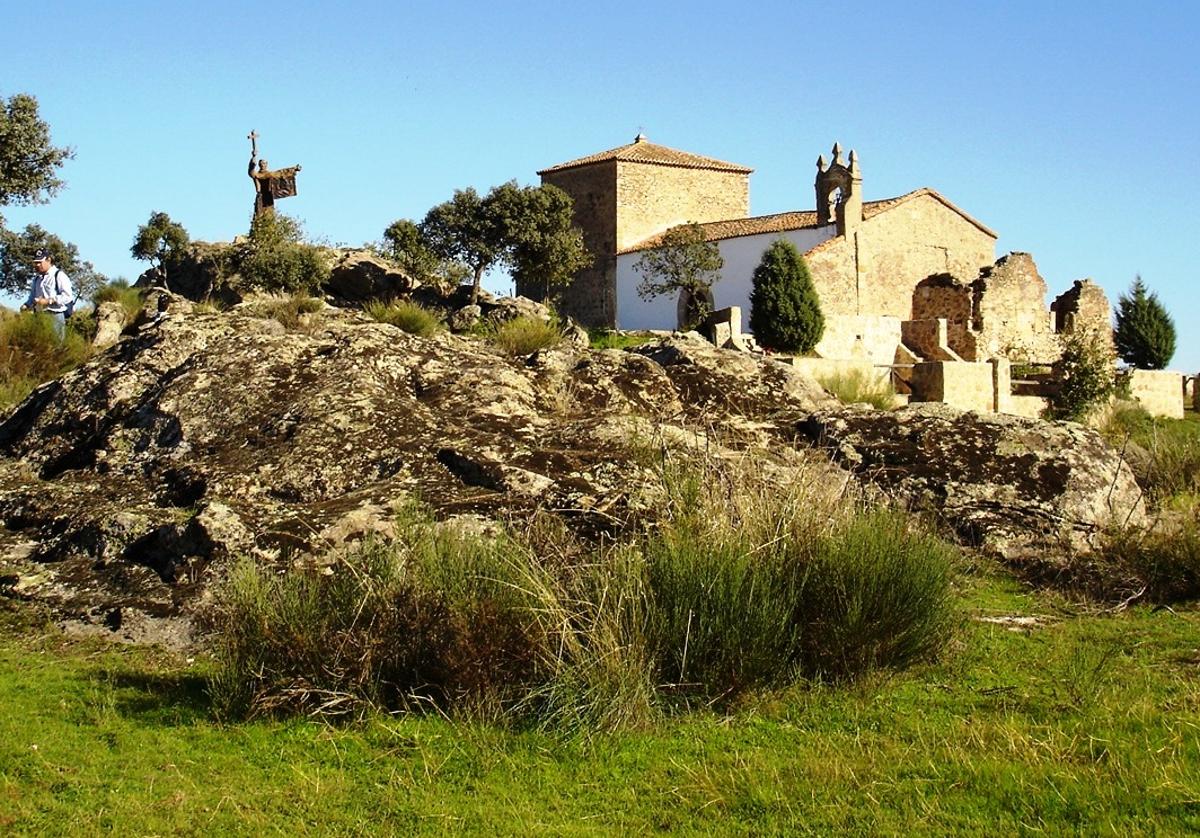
[93,279,144,323]
[0,310,91,411]
[208,453,957,728]
[246,293,324,331]
[818,368,896,410]
[642,455,954,693]
[1048,328,1115,420]
[749,238,824,353]
[364,299,442,337]
[797,510,956,679]
[491,316,561,355]
[208,505,544,719]
[588,329,653,351]
[237,213,330,295]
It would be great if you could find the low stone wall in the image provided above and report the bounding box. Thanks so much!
[814,314,902,365]
[787,356,889,385]
[1008,395,1048,419]
[910,361,995,413]
[900,318,961,362]
[1126,369,1185,419]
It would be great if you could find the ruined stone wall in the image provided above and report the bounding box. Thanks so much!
[615,162,749,252]
[1126,369,1185,419]
[804,192,995,320]
[901,319,961,362]
[910,360,995,413]
[912,274,978,359]
[970,252,1059,363]
[912,274,972,322]
[538,161,619,327]
[1051,279,1113,350]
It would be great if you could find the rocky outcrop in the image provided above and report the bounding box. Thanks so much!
[0,296,1147,644]
[325,250,416,303]
[0,301,832,642]
[798,403,1144,559]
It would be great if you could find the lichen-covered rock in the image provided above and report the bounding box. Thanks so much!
[797,402,1144,560]
[0,306,831,638]
[324,249,416,303]
[92,301,128,349]
[0,301,1144,643]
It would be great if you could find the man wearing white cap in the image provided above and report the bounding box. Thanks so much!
[21,248,74,337]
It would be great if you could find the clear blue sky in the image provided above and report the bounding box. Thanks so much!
[4,1,1198,369]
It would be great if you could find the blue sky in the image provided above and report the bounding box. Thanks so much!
[3,1,1198,369]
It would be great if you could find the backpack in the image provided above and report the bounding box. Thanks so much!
[52,268,76,318]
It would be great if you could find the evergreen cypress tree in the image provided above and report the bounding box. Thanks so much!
[1114,276,1176,370]
[749,239,824,353]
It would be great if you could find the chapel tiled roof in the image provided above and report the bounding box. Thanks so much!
[538,134,753,175]
[619,210,822,254]
[619,187,997,254]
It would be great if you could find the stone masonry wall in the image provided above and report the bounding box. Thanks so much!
[538,161,619,327]
[1051,279,1113,349]
[1126,369,1185,419]
[970,252,1059,363]
[805,192,995,320]
[615,163,749,252]
[912,274,977,358]
[910,360,995,413]
[913,274,972,322]
[814,314,903,364]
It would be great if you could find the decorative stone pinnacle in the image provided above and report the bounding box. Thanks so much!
[817,154,826,170]
[831,142,843,165]
[634,132,647,143]
[849,149,859,174]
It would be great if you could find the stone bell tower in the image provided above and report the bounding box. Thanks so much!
[815,142,862,235]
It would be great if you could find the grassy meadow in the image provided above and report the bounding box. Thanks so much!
[1,556,1196,835]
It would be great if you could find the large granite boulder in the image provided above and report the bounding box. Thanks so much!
[324,249,416,303]
[0,301,1147,644]
[0,308,830,643]
[798,403,1144,560]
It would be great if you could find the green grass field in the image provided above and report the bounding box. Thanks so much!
[1,557,1197,835]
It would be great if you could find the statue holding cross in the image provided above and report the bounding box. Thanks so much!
[247,130,302,219]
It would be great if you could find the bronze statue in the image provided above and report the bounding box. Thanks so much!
[247,130,302,218]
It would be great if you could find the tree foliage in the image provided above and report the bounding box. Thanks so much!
[416,181,589,305]
[0,223,106,302]
[131,211,189,288]
[1114,276,1175,370]
[749,239,824,353]
[1048,327,1116,421]
[0,93,73,211]
[419,187,505,305]
[495,182,590,301]
[237,212,329,295]
[634,223,723,330]
[382,219,441,282]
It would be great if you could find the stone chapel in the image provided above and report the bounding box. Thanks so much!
[527,135,1109,366]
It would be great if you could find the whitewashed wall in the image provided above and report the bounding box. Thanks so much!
[614,225,837,331]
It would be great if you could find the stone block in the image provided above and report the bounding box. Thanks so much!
[1127,369,1185,419]
[910,361,995,413]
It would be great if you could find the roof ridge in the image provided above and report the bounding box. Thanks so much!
[539,137,753,175]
